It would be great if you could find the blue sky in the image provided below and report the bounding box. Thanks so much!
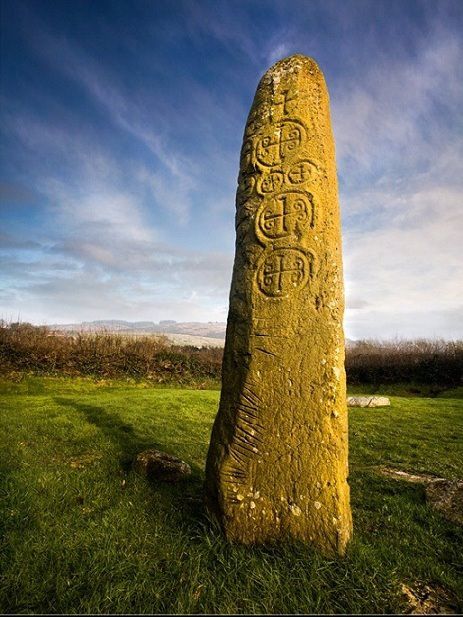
[1,0,462,339]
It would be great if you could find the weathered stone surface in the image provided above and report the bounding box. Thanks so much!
[347,396,391,407]
[204,55,352,556]
[133,449,191,482]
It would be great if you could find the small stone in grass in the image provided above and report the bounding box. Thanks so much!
[133,449,191,482]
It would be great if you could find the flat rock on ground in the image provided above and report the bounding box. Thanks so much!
[347,396,391,407]
[401,582,458,614]
[425,479,463,527]
[133,449,191,482]
[380,468,463,527]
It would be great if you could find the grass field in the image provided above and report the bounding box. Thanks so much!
[1,376,462,614]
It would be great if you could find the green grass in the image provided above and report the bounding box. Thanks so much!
[1,376,462,614]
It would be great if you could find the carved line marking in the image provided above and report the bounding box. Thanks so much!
[233,443,256,459]
[229,448,247,466]
[287,159,322,185]
[222,383,265,499]
[257,171,284,194]
[223,468,246,480]
[244,86,300,137]
[242,384,262,404]
[237,424,264,444]
[270,89,298,121]
[256,347,276,357]
[237,401,260,417]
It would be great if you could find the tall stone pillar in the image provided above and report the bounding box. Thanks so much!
[205,55,352,556]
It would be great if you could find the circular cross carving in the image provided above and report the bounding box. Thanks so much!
[256,120,306,167]
[257,171,284,195]
[256,248,312,298]
[287,159,321,185]
[255,191,313,243]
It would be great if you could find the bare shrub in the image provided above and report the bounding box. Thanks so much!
[1,321,461,388]
[0,321,222,384]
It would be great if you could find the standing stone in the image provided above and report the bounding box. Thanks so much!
[205,55,352,556]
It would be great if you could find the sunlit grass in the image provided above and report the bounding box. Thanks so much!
[1,377,462,613]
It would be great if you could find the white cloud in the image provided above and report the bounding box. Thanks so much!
[342,179,463,338]
[1,101,235,324]
[46,182,154,245]
[331,26,463,340]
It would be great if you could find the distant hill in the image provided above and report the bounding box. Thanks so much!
[48,320,357,349]
[49,320,227,347]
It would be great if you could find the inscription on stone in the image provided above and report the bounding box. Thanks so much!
[256,120,306,167]
[205,55,352,557]
[257,171,284,194]
[271,88,298,119]
[287,159,321,185]
[256,191,313,242]
[256,248,312,297]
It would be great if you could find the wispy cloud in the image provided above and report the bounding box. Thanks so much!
[0,101,233,323]
[332,30,462,179]
[328,24,463,339]
[22,20,200,224]
[267,42,291,66]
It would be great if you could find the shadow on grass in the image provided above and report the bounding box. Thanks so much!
[0,446,32,566]
[54,397,210,532]
[54,397,157,470]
